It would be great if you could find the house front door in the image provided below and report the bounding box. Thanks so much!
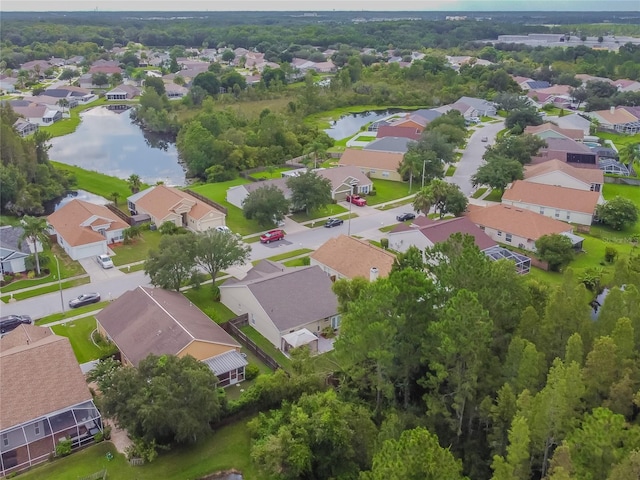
[229,369,238,385]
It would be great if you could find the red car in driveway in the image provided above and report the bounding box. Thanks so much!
[346,194,367,207]
[260,229,285,243]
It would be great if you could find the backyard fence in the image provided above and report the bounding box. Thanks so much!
[221,314,282,371]
[105,204,132,225]
[129,458,144,466]
[78,469,107,480]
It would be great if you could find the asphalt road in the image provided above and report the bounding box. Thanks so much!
[449,120,505,196]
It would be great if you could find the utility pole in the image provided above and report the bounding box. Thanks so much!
[54,255,64,312]
[421,159,427,189]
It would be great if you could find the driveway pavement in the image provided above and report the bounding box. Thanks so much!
[449,120,505,196]
[79,257,126,282]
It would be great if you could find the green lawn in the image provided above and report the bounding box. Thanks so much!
[1,273,55,293]
[36,301,110,324]
[239,325,292,370]
[248,167,292,180]
[597,132,640,149]
[1,277,90,303]
[252,248,313,265]
[110,230,163,266]
[119,262,146,273]
[51,316,117,363]
[182,288,237,324]
[51,161,148,213]
[290,204,348,223]
[17,419,258,480]
[484,189,503,202]
[368,179,412,205]
[0,214,21,226]
[445,165,457,177]
[283,257,310,267]
[602,183,640,236]
[40,98,108,138]
[472,187,488,199]
[189,179,265,235]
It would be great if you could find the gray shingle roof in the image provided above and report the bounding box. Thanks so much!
[364,136,415,153]
[0,226,29,254]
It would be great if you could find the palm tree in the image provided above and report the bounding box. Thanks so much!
[303,141,327,169]
[111,191,121,207]
[127,174,142,194]
[398,151,423,194]
[412,187,433,215]
[19,216,49,276]
[57,98,70,117]
[620,143,640,169]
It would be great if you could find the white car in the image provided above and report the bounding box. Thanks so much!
[215,226,232,234]
[96,254,114,269]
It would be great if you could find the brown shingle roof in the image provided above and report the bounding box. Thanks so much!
[417,217,497,251]
[524,159,604,185]
[47,199,128,247]
[0,324,52,351]
[593,107,638,125]
[338,148,404,171]
[310,235,396,279]
[466,204,573,241]
[0,334,92,430]
[133,185,224,222]
[95,287,239,366]
[502,180,600,214]
[221,266,338,332]
[524,123,584,141]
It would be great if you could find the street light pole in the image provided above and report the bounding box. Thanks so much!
[54,255,64,312]
[421,160,427,189]
[347,194,353,236]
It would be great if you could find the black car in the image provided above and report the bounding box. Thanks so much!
[325,218,344,228]
[396,212,416,222]
[0,315,33,334]
[69,293,101,309]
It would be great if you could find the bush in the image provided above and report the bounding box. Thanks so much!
[245,363,260,381]
[55,439,72,457]
[605,246,618,263]
[94,432,104,443]
[27,270,36,279]
[125,438,158,463]
[103,425,112,440]
[380,238,389,249]
[302,256,311,266]
[368,188,377,197]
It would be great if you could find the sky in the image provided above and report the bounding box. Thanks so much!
[2,0,639,12]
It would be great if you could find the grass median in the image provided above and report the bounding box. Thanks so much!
[36,301,110,324]
[1,277,90,303]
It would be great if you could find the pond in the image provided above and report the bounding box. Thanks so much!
[49,106,186,186]
[324,109,404,140]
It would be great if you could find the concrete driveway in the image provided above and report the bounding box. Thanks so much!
[78,257,126,282]
[449,120,505,196]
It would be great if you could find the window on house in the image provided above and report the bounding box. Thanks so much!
[539,208,544,215]
[505,234,512,242]
[35,425,40,435]
[591,184,601,192]
[497,231,502,237]
[566,213,571,220]
[479,226,485,231]
[382,172,389,178]
[2,434,8,447]
[555,210,560,218]
[331,315,341,329]
[250,314,256,325]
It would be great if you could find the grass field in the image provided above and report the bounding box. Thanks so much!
[182,287,237,324]
[40,98,108,138]
[252,248,313,265]
[597,132,640,149]
[283,257,310,267]
[110,230,162,266]
[290,204,348,223]
[1,277,90,303]
[51,316,117,363]
[51,162,148,213]
[119,262,146,273]
[17,419,258,480]
[368,179,412,205]
[36,301,110,324]
[189,179,265,235]
[445,165,457,177]
[472,187,488,199]
[484,189,503,202]
[240,325,292,370]
[602,183,640,237]
[248,167,292,180]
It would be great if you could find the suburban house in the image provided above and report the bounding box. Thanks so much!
[105,84,141,101]
[524,122,584,142]
[388,216,497,254]
[96,287,247,387]
[532,138,598,167]
[466,204,576,252]
[502,180,602,226]
[10,102,62,126]
[127,185,226,233]
[0,327,102,476]
[226,166,373,208]
[511,75,551,90]
[338,148,405,181]
[47,199,128,260]
[164,82,188,99]
[587,106,640,134]
[0,226,43,274]
[51,86,96,104]
[613,79,640,93]
[0,75,17,93]
[553,114,592,136]
[310,235,396,281]
[524,159,604,194]
[364,137,415,154]
[220,261,340,353]
[13,119,38,137]
[449,96,496,118]
[376,125,422,141]
[88,64,123,76]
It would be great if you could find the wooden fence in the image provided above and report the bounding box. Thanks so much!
[79,469,107,480]
[220,314,282,371]
[105,204,132,225]
[129,458,144,466]
[183,189,228,215]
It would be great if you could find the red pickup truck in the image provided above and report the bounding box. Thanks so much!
[346,194,367,207]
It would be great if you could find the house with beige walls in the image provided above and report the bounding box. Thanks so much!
[338,148,405,181]
[524,159,604,195]
[96,287,246,387]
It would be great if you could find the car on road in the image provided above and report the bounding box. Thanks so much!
[396,212,416,222]
[346,194,367,207]
[481,136,488,142]
[0,315,32,335]
[260,229,285,244]
[324,218,344,228]
[96,254,114,269]
[69,293,101,309]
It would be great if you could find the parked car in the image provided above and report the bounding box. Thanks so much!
[96,254,114,269]
[69,293,101,309]
[260,229,285,244]
[481,136,488,142]
[396,212,416,222]
[346,194,367,207]
[215,226,232,234]
[324,218,344,228]
[0,315,32,335]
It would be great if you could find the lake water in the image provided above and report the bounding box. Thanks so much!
[324,109,403,140]
[49,106,186,186]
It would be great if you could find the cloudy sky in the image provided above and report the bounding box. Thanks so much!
[2,0,639,11]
